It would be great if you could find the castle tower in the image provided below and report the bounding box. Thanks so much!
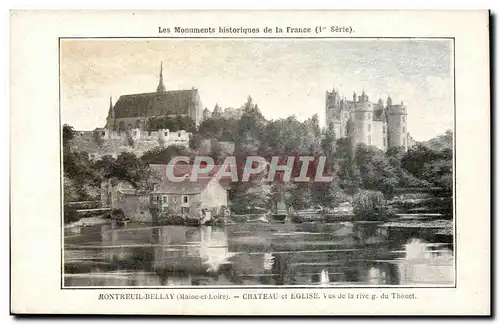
[386,98,408,151]
[325,88,342,136]
[156,61,166,93]
[351,89,374,146]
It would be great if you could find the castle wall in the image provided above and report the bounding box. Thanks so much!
[371,121,387,151]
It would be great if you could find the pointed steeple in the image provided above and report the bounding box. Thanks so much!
[107,96,114,118]
[156,61,166,93]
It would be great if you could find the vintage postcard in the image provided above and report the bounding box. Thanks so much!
[10,10,490,315]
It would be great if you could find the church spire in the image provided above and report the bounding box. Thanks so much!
[156,61,166,93]
[107,96,114,118]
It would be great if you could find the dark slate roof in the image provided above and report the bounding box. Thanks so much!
[113,89,195,118]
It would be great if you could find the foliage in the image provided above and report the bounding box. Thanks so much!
[230,181,272,213]
[92,129,104,147]
[355,143,399,198]
[63,205,80,224]
[334,138,361,194]
[110,208,126,221]
[62,124,75,147]
[141,145,193,165]
[148,115,196,133]
[189,133,202,150]
[125,130,135,147]
[285,183,312,210]
[402,138,453,193]
[352,190,388,221]
[235,96,266,154]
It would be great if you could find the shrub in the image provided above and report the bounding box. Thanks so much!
[352,190,388,221]
[64,205,80,224]
[110,208,126,221]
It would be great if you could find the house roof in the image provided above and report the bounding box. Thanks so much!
[113,89,196,118]
[153,177,215,195]
[149,164,234,186]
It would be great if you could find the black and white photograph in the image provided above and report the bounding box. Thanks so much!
[61,38,455,288]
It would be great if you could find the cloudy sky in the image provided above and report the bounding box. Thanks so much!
[61,38,453,141]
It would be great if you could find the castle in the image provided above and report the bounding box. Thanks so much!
[325,88,410,151]
[105,62,203,132]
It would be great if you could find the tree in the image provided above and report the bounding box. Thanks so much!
[235,96,266,154]
[285,183,312,210]
[148,115,196,133]
[92,129,105,148]
[355,143,399,197]
[334,138,361,194]
[62,124,75,148]
[141,145,193,165]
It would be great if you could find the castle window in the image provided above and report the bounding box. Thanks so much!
[368,124,371,132]
[402,138,406,146]
[402,116,406,122]
[368,136,371,145]
[402,126,406,133]
[383,138,386,146]
[383,125,386,134]
[148,131,152,136]
[367,113,371,119]
[178,131,181,137]
[164,132,168,136]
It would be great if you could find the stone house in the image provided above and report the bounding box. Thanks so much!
[150,176,228,218]
[100,179,152,222]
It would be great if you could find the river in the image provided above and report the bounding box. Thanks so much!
[64,220,454,287]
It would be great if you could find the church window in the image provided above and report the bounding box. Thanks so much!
[402,116,406,122]
[368,124,371,132]
[402,126,406,133]
[402,137,406,146]
[383,138,386,146]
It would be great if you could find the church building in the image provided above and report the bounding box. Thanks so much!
[105,62,203,131]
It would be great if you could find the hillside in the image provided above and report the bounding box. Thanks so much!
[421,130,453,152]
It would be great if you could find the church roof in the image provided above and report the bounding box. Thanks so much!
[113,89,196,118]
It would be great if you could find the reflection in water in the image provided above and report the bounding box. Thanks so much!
[64,221,454,287]
[320,269,330,286]
[398,238,454,285]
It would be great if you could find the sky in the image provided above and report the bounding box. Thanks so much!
[60,38,453,141]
